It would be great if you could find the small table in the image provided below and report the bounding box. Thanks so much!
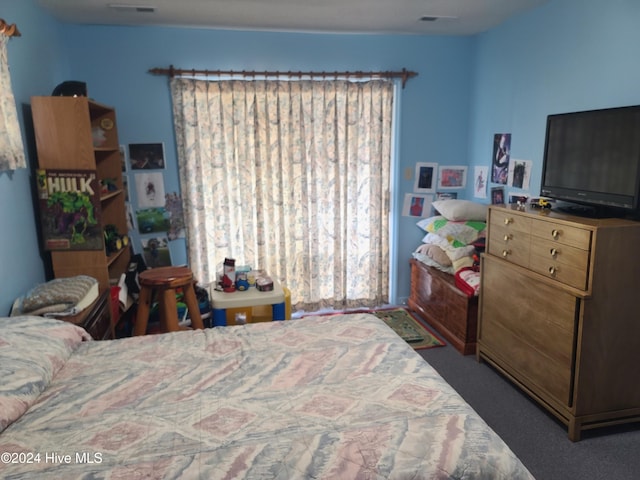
[210,280,286,326]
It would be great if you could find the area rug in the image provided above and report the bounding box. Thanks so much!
[372,308,445,351]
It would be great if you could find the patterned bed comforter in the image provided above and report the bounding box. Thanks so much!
[0,314,534,479]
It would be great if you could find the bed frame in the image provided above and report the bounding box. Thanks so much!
[408,258,478,355]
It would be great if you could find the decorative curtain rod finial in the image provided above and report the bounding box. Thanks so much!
[0,18,21,37]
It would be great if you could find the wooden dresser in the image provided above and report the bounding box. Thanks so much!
[477,205,640,441]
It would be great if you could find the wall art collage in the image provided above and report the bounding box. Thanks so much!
[403,162,465,217]
[120,143,186,268]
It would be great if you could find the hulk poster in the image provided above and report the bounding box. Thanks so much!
[36,169,104,250]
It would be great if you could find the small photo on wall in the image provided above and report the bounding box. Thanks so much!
[436,192,458,200]
[491,186,505,205]
[474,166,488,199]
[135,207,170,234]
[141,236,171,268]
[402,193,433,217]
[413,162,437,193]
[135,172,166,208]
[507,158,532,190]
[129,143,165,170]
[438,166,467,189]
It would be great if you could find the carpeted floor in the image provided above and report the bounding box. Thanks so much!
[418,322,640,480]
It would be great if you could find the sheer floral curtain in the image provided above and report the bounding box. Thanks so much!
[171,77,393,311]
[0,35,26,172]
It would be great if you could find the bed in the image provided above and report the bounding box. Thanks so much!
[0,313,533,479]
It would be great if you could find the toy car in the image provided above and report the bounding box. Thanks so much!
[538,198,552,209]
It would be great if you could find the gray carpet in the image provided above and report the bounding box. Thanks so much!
[418,338,640,480]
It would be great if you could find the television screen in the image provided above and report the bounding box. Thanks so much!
[541,105,640,214]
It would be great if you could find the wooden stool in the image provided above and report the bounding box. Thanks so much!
[133,266,205,336]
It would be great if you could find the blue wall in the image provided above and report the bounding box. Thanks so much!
[467,0,640,200]
[0,0,69,315]
[2,0,640,314]
[59,25,474,306]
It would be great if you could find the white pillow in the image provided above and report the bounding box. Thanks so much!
[432,200,488,221]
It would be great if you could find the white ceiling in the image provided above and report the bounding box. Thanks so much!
[38,0,548,36]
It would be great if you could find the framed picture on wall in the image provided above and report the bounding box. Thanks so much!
[140,236,171,268]
[129,143,165,170]
[438,166,467,189]
[491,186,505,205]
[402,193,433,217]
[473,165,489,198]
[134,172,166,209]
[413,162,437,193]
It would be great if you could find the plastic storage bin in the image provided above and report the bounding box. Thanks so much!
[225,287,291,325]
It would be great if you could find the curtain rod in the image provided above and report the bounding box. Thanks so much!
[0,18,20,37]
[148,65,418,88]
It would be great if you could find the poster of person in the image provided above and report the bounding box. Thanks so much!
[507,158,532,190]
[141,236,171,268]
[491,186,505,205]
[135,172,165,208]
[413,162,437,193]
[129,143,165,170]
[492,133,511,184]
[474,166,489,198]
[402,193,433,217]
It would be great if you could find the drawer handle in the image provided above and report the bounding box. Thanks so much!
[504,217,513,225]
[549,266,558,276]
[551,229,560,239]
[502,249,511,257]
[550,248,558,258]
[504,234,513,241]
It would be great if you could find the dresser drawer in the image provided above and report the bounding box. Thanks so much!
[479,256,576,405]
[530,240,590,290]
[490,209,532,234]
[530,218,592,250]
[488,225,530,268]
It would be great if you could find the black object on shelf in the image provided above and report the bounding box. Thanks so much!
[52,80,87,97]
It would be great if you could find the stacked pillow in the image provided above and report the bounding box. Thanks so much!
[414,200,487,274]
[431,199,488,222]
[418,200,487,246]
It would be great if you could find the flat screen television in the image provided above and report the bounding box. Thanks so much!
[540,104,640,218]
